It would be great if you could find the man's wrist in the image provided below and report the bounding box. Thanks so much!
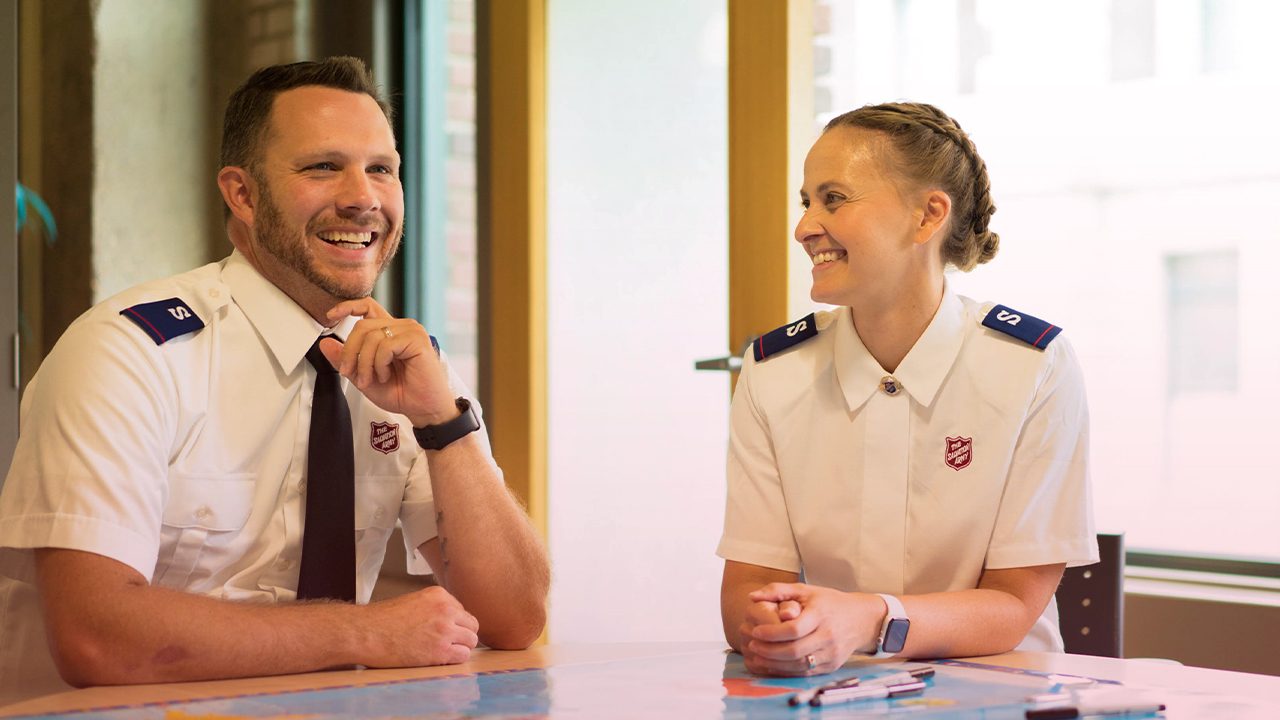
[410,403,462,428]
[342,603,379,667]
[412,398,481,451]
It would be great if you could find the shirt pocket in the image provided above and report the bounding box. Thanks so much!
[154,473,255,589]
[355,476,407,592]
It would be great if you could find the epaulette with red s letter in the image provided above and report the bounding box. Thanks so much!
[981,304,1062,350]
[753,314,818,362]
[120,298,205,345]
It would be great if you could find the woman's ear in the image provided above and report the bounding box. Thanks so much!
[914,189,952,245]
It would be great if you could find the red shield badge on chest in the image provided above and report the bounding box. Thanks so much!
[945,436,972,471]
[370,421,400,454]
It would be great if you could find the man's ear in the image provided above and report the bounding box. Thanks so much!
[913,189,952,246]
[217,166,257,227]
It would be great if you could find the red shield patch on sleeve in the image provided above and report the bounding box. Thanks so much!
[945,436,972,470]
[370,421,400,454]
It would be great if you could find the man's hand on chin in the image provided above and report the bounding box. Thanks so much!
[320,298,459,426]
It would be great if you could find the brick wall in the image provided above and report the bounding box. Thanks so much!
[246,0,302,68]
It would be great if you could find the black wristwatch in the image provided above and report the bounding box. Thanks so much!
[412,398,480,450]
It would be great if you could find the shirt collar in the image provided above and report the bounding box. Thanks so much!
[834,283,967,411]
[220,251,359,375]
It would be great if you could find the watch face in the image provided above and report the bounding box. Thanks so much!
[883,618,910,654]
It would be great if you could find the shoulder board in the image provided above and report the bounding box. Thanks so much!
[120,298,205,345]
[754,313,818,362]
[981,304,1062,350]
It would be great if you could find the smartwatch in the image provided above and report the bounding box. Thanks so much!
[871,593,910,657]
[412,398,480,450]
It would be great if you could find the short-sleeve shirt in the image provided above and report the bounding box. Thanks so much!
[716,288,1098,652]
[0,251,496,704]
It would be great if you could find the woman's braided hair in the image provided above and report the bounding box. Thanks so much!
[824,102,999,271]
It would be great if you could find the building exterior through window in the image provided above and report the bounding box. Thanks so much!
[814,0,1280,560]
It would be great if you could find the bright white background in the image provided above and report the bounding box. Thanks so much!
[817,0,1280,558]
[546,0,731,642]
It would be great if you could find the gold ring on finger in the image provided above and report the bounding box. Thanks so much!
[381,326,394,340]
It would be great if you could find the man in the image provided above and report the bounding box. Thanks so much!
[0,57,549,705]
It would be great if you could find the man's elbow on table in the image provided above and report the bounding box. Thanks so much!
[45,623,148,688]
[480,604,546,651]
[474,572,550,650]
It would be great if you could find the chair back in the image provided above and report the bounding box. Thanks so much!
[1056,533,1125,657]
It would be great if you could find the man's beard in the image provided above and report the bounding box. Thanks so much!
[254,177,402,301]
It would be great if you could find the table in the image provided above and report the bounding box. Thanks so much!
[3,643,1278,719]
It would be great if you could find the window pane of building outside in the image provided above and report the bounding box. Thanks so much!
[439,0,478,391]
[404,0,479,394]
[813,0,1280,559]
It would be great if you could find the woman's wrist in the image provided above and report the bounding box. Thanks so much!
[852,592,890,654]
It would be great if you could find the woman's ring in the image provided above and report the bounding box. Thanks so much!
[381,326,394,340]
[806,654,816,670]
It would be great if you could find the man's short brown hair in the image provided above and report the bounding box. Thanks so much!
[220,56,392,174]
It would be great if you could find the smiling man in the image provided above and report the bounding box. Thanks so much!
[0,58,549,705]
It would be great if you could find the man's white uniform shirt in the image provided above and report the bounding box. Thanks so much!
[717,287,1098,652]
[0,251,492,704]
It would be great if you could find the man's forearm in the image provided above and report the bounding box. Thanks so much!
[37,548,478,687]
[37,549,367,686]
[424,434,550,648]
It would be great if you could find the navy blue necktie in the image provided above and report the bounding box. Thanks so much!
[296,337,357,602]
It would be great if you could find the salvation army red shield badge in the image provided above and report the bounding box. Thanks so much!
[370,421,400,454]
[945,436,972,471]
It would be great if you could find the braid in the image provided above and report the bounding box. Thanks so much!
[824,102,1000,271]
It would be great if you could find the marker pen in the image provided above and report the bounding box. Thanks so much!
[809,680,927,707]
[1026,703,1166,719]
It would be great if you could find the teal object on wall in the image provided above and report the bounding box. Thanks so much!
[15,183,56,244]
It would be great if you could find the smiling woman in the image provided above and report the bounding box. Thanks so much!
[718,101,1097,677]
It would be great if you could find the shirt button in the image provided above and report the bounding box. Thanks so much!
[297,480,307,493]
[277,559,292,571]
[374,507,385,520]
[208,287,221,299]
[194,507,210,519]
[880,376,902,396]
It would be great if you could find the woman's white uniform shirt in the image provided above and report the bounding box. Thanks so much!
[717,285,1098,651]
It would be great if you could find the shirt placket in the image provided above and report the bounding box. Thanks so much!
[264,374,311,596]
[859,388,910,595]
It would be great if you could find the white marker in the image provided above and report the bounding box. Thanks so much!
[810,680,927,707]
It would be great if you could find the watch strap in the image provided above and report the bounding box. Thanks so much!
[412,398,480,450]
[872,593,909,658]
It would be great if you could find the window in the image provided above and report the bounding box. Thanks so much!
[402,0,479,392]
[1112,0,1156,82]
[815,0,1280,561]
[1166,250,1237,396]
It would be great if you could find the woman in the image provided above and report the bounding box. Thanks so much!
[717,102,1096,676]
